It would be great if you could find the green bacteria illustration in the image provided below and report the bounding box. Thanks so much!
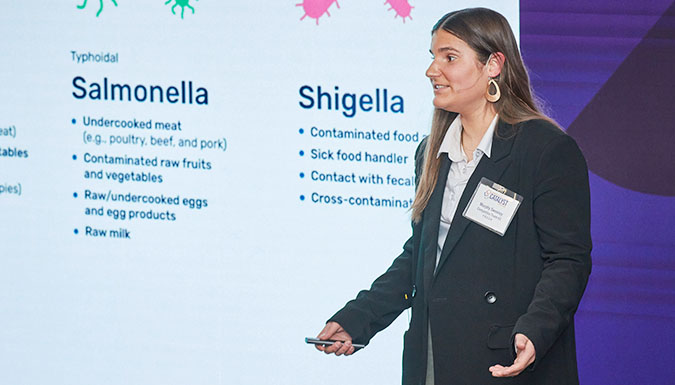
[77,0,118,17]
[165,0,198,19]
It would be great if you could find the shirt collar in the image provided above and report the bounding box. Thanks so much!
[437,114,499,161]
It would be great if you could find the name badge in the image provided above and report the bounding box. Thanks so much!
[462,177,522,236]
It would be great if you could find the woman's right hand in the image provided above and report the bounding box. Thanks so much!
[315,321,355,356]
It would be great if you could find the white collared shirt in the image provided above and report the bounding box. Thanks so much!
[435,114,498,268]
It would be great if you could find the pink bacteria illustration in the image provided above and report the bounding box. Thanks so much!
[296,0,340,25]
[385,0,413,23]
[296,1,414,25]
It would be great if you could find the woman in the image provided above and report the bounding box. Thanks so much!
[315,8,591,385]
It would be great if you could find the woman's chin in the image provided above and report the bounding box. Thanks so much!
[432,100,456,112]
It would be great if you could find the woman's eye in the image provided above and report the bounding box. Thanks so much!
[448,55,456,61]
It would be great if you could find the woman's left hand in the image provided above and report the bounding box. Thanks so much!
[488,333,536,377]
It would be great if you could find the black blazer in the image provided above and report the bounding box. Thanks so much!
[330,119,592,385]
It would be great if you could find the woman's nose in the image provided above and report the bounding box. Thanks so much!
[426,61,439,78]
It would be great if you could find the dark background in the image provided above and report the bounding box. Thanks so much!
[521,1,675,383]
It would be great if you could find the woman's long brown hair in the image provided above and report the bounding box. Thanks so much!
[411,8,556,223]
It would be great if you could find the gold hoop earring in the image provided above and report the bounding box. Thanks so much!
[486,78,501,103]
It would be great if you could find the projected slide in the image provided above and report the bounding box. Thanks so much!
[0,2,518,384]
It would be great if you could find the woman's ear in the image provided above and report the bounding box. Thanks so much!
[487,52,505,77]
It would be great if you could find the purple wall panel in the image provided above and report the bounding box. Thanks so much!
[521,1,675,383]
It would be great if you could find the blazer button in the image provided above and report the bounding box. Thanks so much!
[484,291,497,304]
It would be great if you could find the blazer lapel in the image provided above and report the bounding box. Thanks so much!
[421,155,451,298]
[433,122,516,278]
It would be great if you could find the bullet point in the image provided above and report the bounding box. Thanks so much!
[300,195,305,201]
[299,150,304,156]
[72,154,77,160]
[299,128,304,134]
[73,192,78,198]
[71,118,76,125]
[73,229,79,235]
[299,172,305,178]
